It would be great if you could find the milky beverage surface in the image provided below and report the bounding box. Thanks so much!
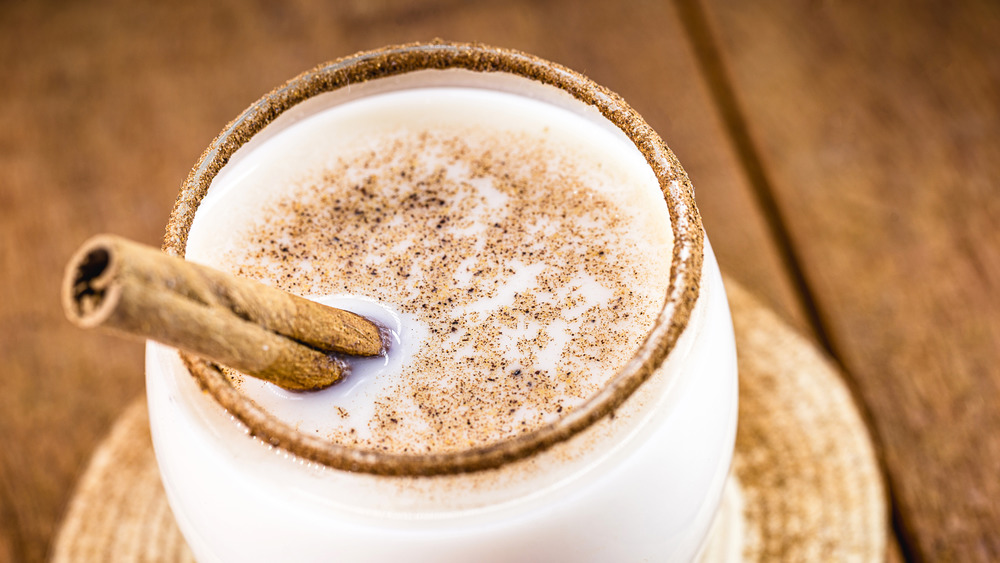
[186,87,673,455]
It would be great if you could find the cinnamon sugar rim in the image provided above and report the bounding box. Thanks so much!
[163,40,704,476]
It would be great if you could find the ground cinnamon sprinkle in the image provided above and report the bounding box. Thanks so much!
[217,127,666,454]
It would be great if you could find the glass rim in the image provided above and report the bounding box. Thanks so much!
[163,40,704,476]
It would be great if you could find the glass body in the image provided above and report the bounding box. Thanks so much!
[146,43,738,562]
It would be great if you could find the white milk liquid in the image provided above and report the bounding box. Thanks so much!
[185,87,672,452]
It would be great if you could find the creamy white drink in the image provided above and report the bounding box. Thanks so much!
[147,44,737,562]
[186,86,671,452]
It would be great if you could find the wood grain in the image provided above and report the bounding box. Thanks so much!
[698,0,1000,559]
[0,0,806,560]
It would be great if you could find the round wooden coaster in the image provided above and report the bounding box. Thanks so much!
[717,281,887,560]
[51,280,887,561]
[50,398,194,563]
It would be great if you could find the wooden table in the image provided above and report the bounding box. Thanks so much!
[2,1,997,561]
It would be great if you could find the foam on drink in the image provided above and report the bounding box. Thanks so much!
[186,87,672,454]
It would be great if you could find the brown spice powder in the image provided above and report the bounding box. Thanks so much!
[218,128,666,454]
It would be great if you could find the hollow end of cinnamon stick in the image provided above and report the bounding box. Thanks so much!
[61,234,387,391]
[63,235,125,329]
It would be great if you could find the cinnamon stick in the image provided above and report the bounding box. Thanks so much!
[62,234,385,391]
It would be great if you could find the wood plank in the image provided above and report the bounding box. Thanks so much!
[0,0,805,560]
[697,0,1000,559]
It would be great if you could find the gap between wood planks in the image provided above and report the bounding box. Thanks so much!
[669,0,913,561]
